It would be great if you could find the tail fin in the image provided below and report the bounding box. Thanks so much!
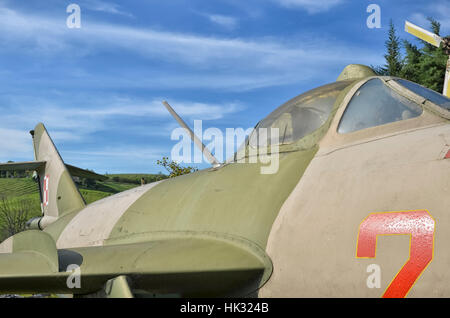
[30,123,86,227]
[0,123,108,228]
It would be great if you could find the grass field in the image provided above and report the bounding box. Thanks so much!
[0,174,166,241]
[0,174,165,203]
[0,178,128,204]
[0,174,166,233]
[0,178,118,238]
[0,178,38,198]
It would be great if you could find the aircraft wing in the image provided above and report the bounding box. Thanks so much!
[0,230,271,297]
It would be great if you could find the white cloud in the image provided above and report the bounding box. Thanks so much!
[207,14,238,29]
[0,128,33,162]
[408,2,450,36]
[0,95,244,143]
[64,147,165,160]
[81,0,134,18]
[69,99,242,120]
[43,98,243,122]
[273,0,344,14]
[0,95,242,169]
[408,13,429,29]
[62,147,169,174]
[0,4,381,91]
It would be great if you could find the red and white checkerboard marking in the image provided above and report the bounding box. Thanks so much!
[43,175,49,207]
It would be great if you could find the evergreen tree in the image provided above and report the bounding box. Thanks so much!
[412,18,447,92]
[375,18,448,93]
[401,40,421,83]
[383,20,403,77]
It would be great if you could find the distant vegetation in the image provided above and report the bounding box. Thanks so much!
[156,157,198,178]
[0,172,168,242]
[105,173,166,185]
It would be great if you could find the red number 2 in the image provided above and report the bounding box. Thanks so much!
[356,210,435,298]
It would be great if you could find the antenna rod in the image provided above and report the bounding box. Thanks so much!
[162,101,221,168]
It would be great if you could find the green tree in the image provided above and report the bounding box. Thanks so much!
[375,18,447,93]
[401,40,422,83]
[156,157,198,178]
[380,20,403,77]
[410,18,447,92]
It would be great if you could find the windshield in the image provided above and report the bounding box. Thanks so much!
[248,80,353,147]
[338,79,423,134]
[396,79,450,111]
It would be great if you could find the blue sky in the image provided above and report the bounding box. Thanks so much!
[0,0,448,174]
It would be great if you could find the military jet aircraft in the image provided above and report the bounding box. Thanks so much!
[0,22,449,298]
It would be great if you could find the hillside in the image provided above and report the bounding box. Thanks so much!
[105,173,166,185]
[0,178,38,199]
[0,177,159,204]
[0,178,112,204]
[0,174,166,240]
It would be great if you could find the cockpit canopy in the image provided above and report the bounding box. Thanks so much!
[337,79,424,134]
[247,76,450,149]
[248,80,353,147]
[395,79,450,111]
